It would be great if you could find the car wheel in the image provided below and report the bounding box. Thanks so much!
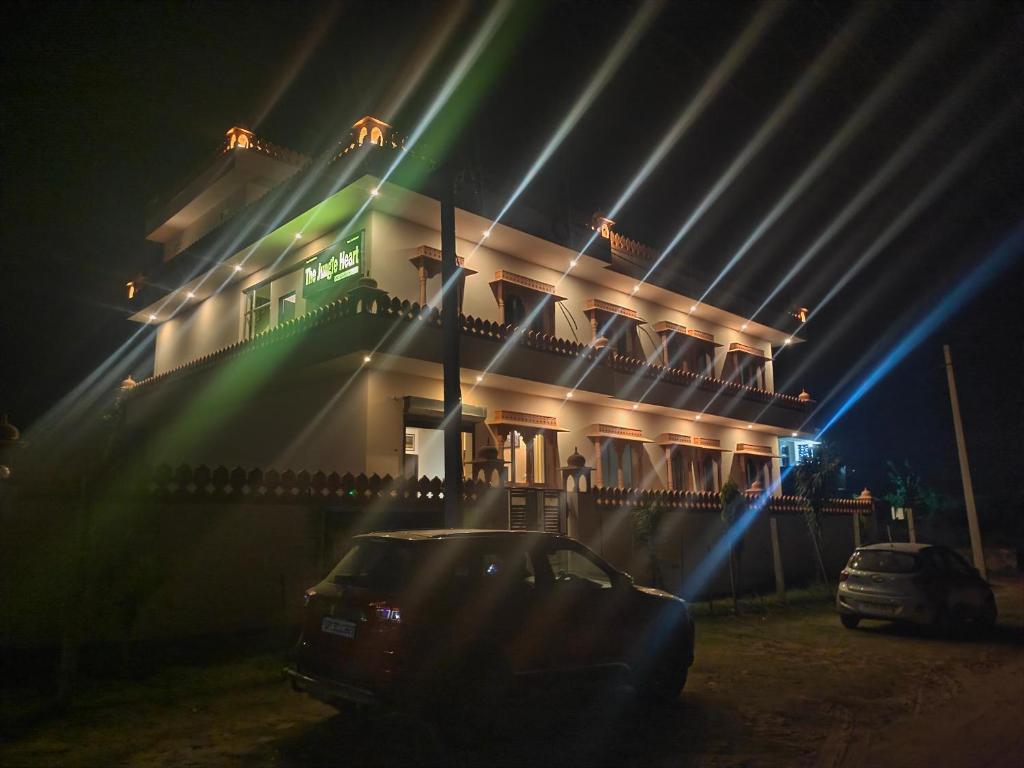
[976,595,997,632]
[840,613,860,629]
[634,656,688,704]
[931,604,953,636]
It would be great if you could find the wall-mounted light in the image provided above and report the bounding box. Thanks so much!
[148,314,157,321]
[476,375,483,383]
[791,431,798,437]
[187,291,196,299]
[294,233,302,240]
[565,391,574,399]
[695,414,702,420]
[746,424,753,429]
[369,188,380,197]
[363,355,372,363]
[234,265,243,272]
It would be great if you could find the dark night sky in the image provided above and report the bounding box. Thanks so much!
[2,1,1022,509]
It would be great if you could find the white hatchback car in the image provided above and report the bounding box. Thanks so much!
[836,543,996,630]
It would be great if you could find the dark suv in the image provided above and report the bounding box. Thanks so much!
[286,529,694,709]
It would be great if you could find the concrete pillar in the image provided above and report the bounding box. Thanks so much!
[614,441,626,489]
[592,439,603,487]
[524,433,536,486]
[769,516,786,599]
[664,447,674,490]
[852,513,862,548]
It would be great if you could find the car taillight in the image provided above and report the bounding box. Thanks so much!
[839,570,850,582]
[369,601,402,624]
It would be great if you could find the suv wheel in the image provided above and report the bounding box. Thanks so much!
[840,613,860,629]
[634,657,688,704]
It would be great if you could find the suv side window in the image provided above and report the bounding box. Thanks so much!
[542,544,615,590]
[938,548,975,577]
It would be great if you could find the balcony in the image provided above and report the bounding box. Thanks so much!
[131,291,812,429]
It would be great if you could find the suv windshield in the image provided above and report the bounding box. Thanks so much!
[329,540,417,591]
[849,550,920,574]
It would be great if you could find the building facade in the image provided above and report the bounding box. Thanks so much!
[123,118,814,498]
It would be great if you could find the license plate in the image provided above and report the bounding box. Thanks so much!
[321,616,357,638]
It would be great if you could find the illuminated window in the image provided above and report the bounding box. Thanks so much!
[278,291,296,323]
[358,126,368,145]
[370,126,384,146]
[243,284,271,339]
[502,430,546,486]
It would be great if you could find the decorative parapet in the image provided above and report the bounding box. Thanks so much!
[411,245,466,267]
[583,299,643,322]
[491,270,560,296]
[593,485,722,511]
[590,485,872,515]
[223,126,308,166]
[139,464,493,505]
[735,443,775,456]
[586,424,651,442]
[652,321,716,344]
[656,432,693,446]
[489,410,563,431]
[609,231,659,264]
[693,436,722,449]
[728,342,767,358]
[128,292,809,411]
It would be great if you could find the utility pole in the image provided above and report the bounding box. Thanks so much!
[943,344,986,578]
[441,165,462,528]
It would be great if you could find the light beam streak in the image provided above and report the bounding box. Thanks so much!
[746,47,1003,326]
[697,10,960,310]
[810,221,1024,439]
[645,4,877,296]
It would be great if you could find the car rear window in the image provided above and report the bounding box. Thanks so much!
[329,540,417,591]
[849,550,920,574]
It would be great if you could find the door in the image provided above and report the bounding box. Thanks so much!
[935,547,990,619]
[534,540,625,670]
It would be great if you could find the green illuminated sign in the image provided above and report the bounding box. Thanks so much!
[303,230,363,297]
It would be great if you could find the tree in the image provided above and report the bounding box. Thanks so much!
[793,443,843,584]
[720,480,745,613]
[633,503,665,589]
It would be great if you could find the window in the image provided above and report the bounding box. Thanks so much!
[504,294,527,327]
[544,546,614,590]
[696,453,719,492]
[329,540,416,591]
[600,441,634,488]
[849,550,921,574]
[503,430,546,485]
[279,291,296,323]
[243,284,271,339]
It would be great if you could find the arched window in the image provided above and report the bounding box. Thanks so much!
[370,126,384,145]
[358,126,368,145]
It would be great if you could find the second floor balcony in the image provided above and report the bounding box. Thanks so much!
[132,286,813,431]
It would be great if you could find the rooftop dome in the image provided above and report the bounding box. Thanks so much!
[567,446,586,468]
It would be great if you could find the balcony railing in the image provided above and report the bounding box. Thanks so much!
[132,292,811,420]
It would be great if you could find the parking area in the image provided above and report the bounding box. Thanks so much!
[2,576,1022,768]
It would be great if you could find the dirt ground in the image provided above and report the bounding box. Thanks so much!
[2,577,1022,768]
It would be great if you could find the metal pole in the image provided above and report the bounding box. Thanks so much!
[942,345,986,578]
[906,508,916,544]
[441,166,462,528]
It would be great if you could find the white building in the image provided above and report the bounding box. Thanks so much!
[123,118,814,496]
